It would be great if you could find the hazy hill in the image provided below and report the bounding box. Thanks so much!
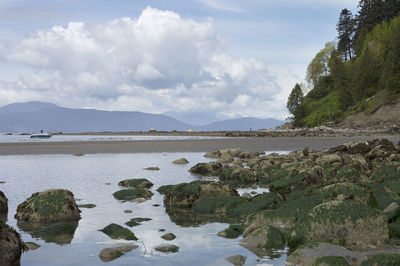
[0,101,284,133]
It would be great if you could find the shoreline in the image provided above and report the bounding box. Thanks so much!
[1,136,399,155]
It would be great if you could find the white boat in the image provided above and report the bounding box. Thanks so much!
[30,131,52,139]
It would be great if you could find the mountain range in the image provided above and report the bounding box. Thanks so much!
[0,101,284,133]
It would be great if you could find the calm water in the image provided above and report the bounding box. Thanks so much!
[0,152,287,266]
[0,134,232,143]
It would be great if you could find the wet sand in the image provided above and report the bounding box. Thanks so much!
[0,136,399,155]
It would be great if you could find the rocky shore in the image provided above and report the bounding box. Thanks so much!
[158,139,400,265]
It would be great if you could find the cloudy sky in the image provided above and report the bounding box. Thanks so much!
[0,0,359,121]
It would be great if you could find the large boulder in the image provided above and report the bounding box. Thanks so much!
[220,166,257,184]
[0,222,26,266]
[189,162,223,177]
[290,200,389,249]
[15,189,81,224]
[158,181,237,209]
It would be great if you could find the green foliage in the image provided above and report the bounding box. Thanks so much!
[315,256,350,266]
[100,223,138,240]
[292,14,400,127]
[361,254,400,266]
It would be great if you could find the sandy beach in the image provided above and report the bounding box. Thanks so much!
[1,136,399,155]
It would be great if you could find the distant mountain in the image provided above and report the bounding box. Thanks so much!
[0,101,191,133]
[198,117,284,131]
[0,101,284,133]
[163,111,221,126]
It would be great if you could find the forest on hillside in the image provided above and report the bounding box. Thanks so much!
[287,0,400,127]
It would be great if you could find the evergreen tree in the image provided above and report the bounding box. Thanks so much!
[287,84,305,125]
[337,9,355,61]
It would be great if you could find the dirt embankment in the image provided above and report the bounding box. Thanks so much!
[339,98,400,130]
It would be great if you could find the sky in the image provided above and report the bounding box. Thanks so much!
[0,0,359,121]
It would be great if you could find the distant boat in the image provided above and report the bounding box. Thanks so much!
[30,131,52,139]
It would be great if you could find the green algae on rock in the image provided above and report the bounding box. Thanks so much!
[78,204,96,209]
[360,254,400,266]
[155,244,179,253]
[161,233,176,241]
[125,217,152,227]
[100,223,138,240]
[15,189,81,223]
[118,178,154,189]
[290,200,388,249]
[113,188,153,201]
[143,167,160,171]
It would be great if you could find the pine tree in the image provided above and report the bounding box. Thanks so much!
[287,83,305,124]
[337,9,355,61]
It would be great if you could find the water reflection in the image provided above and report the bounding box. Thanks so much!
[0,152,288,265]
[18,221,79,245]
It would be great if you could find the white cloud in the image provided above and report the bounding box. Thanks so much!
[198,0,244,12]
[0,7,286,119]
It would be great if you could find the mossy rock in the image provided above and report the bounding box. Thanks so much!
[240,225,285,255]
[372,164,400,183]
[189,162,223,177]
[225,254,247,266]
[315,256,351,266]
[155,244,179,253]
[218,224,245,239]
[118,178,153,189]
[290,200,388,249]
[270,172,308,193]
[100,223,137,240]
[125,217,151,227]
[312,183,370,203]
[193,193,281,219]
[31,221,78,245]
[25,242,40,251]
[219,166,257,184]
[15,189,81,223]
[361,254,400,266]
[113,188,153,201]
[162,181,237,209]
[368,183,400,211]
[332,164,366,184]
[161,233,176,241]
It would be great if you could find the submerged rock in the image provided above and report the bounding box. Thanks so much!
[99,245,138,262]
[125,217,151,227]
[15,189,81,224]
[113,188,153,201]
[161,233,176,241]
[155,244,179,253]
[118,178,153,189]
[78,204,96,209]
[100,223,138,241]
[172,158,189,164]
[225,254,246,266]
[143,167,160,171]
